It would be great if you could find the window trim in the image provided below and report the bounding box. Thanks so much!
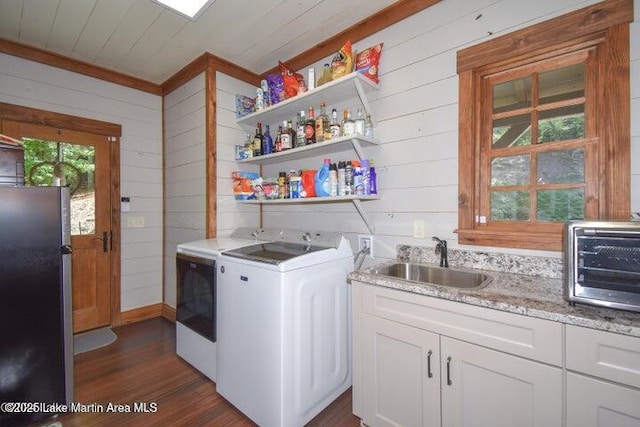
[456,0,632,251]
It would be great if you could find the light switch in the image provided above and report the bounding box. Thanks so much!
[413,220,425,238]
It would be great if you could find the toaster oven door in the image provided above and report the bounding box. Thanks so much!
[570,224,640,311]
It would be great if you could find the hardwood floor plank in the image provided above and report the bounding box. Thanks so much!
[34,318,360,427]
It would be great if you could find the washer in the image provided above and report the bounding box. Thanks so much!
[175,227,279,382]
[216,229,353,427]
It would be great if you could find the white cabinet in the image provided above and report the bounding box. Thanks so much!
[235,72,380,233]
[361,313,440,427]
[352,281,564,427]
[566,373,640,427]
[565,325,640,427]
[440,337,562,427]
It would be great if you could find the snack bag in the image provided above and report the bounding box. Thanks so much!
[279,61,306,99]
[356,43,383,83]
[330,40,355,81]
[232,171,260,200]
[266,73,284,105]
[235,95,255,118]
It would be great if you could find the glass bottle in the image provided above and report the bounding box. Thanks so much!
[280,120,292,151]
[330,109,341,138]
[296,110,306,148]
[305,107,316,145]
[364,114,374,139]
[262,124,273,155]
[315,102,329,143]
[252,123,263,157]
[274,125,283,152]
[354,108,365,136]
[342,109,355,137]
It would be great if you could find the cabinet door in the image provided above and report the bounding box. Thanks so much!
[361,313,440,427]
[567,373,640,427]
[441,337,562,427]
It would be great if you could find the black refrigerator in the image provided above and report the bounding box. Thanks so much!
[0,186,74,427]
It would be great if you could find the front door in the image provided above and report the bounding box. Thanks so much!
[2,120,113,333]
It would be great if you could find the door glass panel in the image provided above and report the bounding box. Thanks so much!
[492,114,531,147]
[537,188,585,221]
[537,149,584,184]
[22,138,96,235]
[490,190,530,221]
[492,76,532,113]
[538,104,584,143]
[491,155,530,186]
[539,63,585,104]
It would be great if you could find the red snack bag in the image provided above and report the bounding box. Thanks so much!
[279,61,306,99]
[356,43,383,84]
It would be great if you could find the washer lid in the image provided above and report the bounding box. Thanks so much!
[221,242,327,265]
[177,236,261,258]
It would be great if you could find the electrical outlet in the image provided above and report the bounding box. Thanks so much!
[413,220,425,238]
[358,235,374,258]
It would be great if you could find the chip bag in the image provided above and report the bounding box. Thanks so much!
[279,61,306,99]
[356,43,383,84]
[266,73,284,105]
[330,40,355,81]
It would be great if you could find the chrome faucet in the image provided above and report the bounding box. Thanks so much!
[432,236,449,268]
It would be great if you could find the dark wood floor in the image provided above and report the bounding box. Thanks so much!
[41,318,360,427]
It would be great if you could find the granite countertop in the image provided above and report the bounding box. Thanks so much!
[349,259,640,338]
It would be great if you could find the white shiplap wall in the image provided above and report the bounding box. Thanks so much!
[253,0,640,267]
[216,71,260,235]
[162,71,259,308]
[0,52,164,311]
[163,73,207,307]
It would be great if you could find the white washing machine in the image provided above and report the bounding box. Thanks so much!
[175,227,280,382]
[216,229,353,427]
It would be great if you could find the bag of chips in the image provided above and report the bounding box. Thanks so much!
[355,43,383,84]
[266,73,284,105]
[279,61,306,99]
[330,40,355,81]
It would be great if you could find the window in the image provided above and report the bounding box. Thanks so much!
[456,0,632,251]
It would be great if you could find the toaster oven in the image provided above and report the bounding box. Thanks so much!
[565,221,640,312]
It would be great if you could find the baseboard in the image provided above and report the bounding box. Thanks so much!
[116,303,176,326]
[161,304,176,323]
[119,303,163,325]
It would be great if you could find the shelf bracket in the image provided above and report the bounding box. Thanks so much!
[353,78,375,127]
[350,138,365,160]
[352,199,375,234]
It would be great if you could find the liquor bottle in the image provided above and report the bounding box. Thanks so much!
[304,107,316,145]
[274,125,283,152]
[364,114,374,139]
[280,120,292,151]
[296,110,306,148]
[330,109,341,138]
[355,108,365,136]
[342,109,356,137]
[262,124,273,155]
[252,123,263,157]
[315,102,330,142]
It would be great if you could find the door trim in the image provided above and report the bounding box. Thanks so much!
[0,102,123,327]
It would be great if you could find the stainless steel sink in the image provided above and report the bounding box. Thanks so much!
[371,263,492,289]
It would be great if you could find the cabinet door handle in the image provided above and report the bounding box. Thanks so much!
[446,356,452,385]
[426,350,433,378]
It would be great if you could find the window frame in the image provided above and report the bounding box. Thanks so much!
[456,0,632,251]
